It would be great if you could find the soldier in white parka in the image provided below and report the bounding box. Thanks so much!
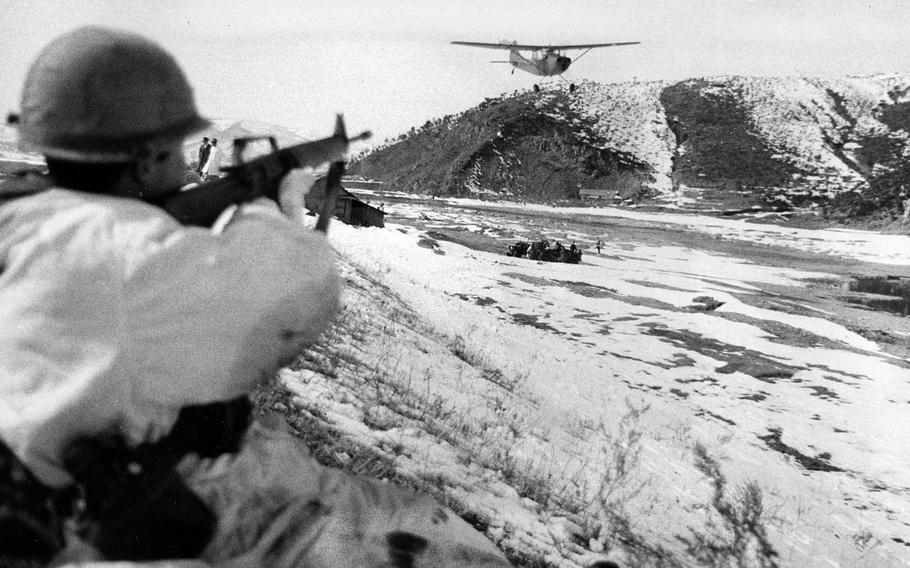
[0,26,511,568]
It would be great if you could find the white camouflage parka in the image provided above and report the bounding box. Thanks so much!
[0,184,340,488]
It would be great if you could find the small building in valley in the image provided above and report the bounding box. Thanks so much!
[305,177,385,228]
[579,188,617,201]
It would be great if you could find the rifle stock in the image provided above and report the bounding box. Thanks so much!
[150,115,370,227]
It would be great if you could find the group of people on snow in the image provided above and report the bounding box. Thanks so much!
[195,136,220,179]
[0,26,513,568]
[507,239,582,263]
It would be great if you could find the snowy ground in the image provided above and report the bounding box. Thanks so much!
[275,195,910,567]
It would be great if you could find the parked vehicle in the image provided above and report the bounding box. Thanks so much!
[507,239,581,264]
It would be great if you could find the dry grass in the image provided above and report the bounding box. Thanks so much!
[253,259,784,568]
[677,443,780,568]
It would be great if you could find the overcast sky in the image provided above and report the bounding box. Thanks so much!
[3,0,910,144]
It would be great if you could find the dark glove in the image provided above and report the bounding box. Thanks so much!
[163,396,253,459]
[62,430,216,561]
[60,397,252,560]
[0,438,66,564]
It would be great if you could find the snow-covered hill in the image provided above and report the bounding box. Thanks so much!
[567,81,675,192]
[352,75,910,222]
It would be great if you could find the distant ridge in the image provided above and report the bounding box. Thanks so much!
[350,75,910,225]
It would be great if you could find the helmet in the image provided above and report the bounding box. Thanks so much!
[16,26,210,162]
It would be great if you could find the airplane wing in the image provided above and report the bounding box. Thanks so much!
[451,41,529,50]
[543,42,641,50]
[451,41,640,50]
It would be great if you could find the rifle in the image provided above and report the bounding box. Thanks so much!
[148,115,371,229]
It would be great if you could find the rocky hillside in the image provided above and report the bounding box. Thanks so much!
[350,75,910,223]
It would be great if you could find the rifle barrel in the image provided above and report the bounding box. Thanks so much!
[152,121,370,227]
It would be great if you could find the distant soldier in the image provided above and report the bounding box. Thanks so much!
[195,136,211,174]
[596,238,602,254]
[569,242,582,263]
[200,138,220,179]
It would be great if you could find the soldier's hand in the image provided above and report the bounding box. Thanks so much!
[277,168,318,224]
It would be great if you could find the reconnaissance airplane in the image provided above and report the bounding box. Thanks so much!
[451,40,640,91]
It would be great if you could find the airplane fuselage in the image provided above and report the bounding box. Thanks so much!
[508,50,572,77]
